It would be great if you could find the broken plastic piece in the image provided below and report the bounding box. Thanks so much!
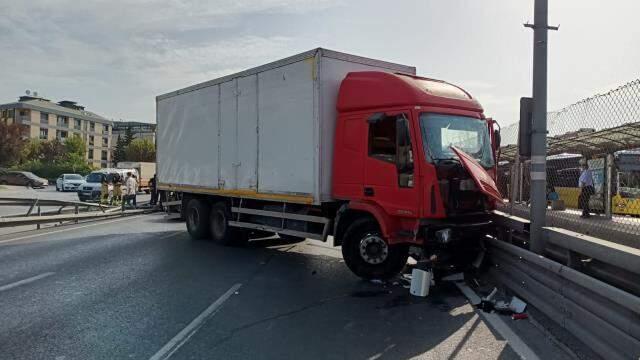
[410,268,432,297]
[484,287,498,301]
[511,313,529,320]
[509,296,527,314]
[442,272,464,282]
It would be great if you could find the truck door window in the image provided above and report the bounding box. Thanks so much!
[368,115,396,163]
[368,113,414,188]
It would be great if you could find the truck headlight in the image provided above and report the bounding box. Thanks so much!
[435,228,452,244]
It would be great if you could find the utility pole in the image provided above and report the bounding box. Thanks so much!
[525,0,557,254]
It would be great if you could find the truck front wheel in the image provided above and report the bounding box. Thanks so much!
[209,202,248,246]
[341,218,408,280]
[186,198,211,239]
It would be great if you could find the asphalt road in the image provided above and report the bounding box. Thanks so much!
[0,214,574,360]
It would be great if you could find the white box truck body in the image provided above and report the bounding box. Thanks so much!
[156,48,415,204]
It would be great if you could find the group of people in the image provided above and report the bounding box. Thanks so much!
[100,172,139,208]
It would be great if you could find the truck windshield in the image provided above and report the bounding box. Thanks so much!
[419,113,495,168]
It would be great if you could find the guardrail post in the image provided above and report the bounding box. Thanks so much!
[74,205,79,224]
[37,206,41,230]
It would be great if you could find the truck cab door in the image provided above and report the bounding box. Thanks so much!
[364,111,420,218]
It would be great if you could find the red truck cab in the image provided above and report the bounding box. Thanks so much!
[332,72,501,279]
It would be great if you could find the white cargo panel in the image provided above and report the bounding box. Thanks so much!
[156,48,415,204]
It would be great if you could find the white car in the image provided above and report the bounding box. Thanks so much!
[56,173,85,192]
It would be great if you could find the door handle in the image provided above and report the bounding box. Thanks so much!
[364,187,374,196]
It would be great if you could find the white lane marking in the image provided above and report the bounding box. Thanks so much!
[0,215,145,245]
[149,283,242,360]
[0,272,55,292]
[455,282,540,360]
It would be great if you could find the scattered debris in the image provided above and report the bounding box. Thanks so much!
[509,296,527,314]
[511,313,529,320]
[410,268,433,297]
[370,279,384,285]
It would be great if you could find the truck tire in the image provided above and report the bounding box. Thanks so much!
[341,218,408,280]
[209,202,248,246]
[186,198,211,240]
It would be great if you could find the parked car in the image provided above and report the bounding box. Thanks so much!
[0,171,48,188]
[56,173,85,192]
[77,168,138,202]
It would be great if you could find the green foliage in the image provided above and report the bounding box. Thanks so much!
[124,126,134,146]
[113,136,126,164]
[15,135,93,179]
[63,134,86,157]
[125,138,155,162]
[0,122,27,166]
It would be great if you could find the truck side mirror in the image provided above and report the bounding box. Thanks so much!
[396,115,413,172]
[494,129,501,149]
[519,97,533,157]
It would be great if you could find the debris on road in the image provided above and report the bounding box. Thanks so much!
[409,268,433,297]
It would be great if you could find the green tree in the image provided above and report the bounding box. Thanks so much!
[124,126,135,146]
[40,139,65,163]
[125,138,155,162]
[0,122,27,166]
[21,139,43,162]
[113,136,126,164]
[63,134,86,157]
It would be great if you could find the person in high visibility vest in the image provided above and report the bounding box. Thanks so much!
[112,173,123,206]
[100,176,110,205]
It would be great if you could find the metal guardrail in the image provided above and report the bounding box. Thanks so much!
[0,197,147,229]
[490,211,640,359]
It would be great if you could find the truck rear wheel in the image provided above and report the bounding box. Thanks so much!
[186,198,211,239]
[341,218,408,280]
[210,202,248,246]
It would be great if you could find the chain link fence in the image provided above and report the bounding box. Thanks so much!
[499,79,640,248]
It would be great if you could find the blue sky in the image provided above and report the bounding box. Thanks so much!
[1,0,638,126]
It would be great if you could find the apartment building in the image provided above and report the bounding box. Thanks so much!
[0,95,113,168]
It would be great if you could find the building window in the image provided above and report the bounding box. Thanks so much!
[74,119,82,130]
[39,128,48,140]
[18,110,29,124]
[101,150,108,161]
[102,137,108,147]
[104,124,109,133]
[90,122,95,132]
[56,130,68,140]
[40,112,49,124]
[1,110,6,118]
[19,110,27,116]
[8,109,14,118]
[89,135,94,146]
[88,149,94,159]
[57,115,69,128]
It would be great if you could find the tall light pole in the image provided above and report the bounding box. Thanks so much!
[525,0,557,254]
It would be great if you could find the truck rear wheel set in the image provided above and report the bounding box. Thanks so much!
[341,218,409,280]
[185,198,247,246]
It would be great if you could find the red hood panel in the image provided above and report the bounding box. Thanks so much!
[450,146,503,203]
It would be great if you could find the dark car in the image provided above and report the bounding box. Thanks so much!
[0,171,49,188]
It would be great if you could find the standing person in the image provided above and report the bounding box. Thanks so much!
[578,162,595,218]
[125,172,138,209]
[100,176,109,205]
[149,174,158,206]
[112,173,122,206]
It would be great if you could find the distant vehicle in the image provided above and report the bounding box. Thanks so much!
[0,171,48,188]
[56,173,84,192]
[116,162,156,193]
[77,168,138,202]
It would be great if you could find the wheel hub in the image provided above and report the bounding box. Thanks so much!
[359,234,388,265]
